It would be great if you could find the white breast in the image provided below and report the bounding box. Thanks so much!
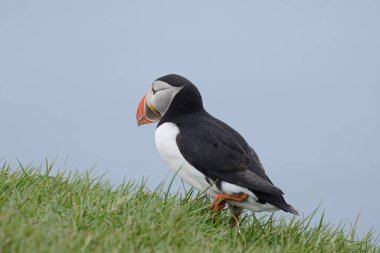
[155,122,219,196]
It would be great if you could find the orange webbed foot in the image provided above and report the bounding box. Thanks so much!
[210,193,248,225]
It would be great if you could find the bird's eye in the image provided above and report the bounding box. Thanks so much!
[151,86,169,95]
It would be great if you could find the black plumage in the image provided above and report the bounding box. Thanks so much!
[157,74,297,214]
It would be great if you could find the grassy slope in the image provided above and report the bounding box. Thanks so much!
[0,162,378,253]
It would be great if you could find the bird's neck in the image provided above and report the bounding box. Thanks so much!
[158,84,204,125]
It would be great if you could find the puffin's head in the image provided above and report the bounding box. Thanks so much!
[136,74,203,126]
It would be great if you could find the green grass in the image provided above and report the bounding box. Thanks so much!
[0,161,378,253]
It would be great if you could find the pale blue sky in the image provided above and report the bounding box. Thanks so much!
[0,0,379,234]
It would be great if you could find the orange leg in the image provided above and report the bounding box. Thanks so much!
[210,195,226,213]
[210,193,248,224]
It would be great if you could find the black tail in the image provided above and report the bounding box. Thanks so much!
[253,191,299,215]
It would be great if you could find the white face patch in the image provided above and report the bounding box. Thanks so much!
[146,81,183,116]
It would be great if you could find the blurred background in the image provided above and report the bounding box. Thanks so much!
[1,0,379,235]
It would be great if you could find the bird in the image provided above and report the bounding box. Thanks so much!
[136,74,298,226]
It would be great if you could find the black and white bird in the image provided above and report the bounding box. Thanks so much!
[137,74,298,225]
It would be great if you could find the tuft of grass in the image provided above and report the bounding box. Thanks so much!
[0,161,378,253]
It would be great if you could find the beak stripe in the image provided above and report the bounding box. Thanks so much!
[136,94,161,126]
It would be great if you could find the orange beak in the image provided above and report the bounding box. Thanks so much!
[136,94,161,126]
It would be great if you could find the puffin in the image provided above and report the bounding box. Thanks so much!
[136,74,298,225]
